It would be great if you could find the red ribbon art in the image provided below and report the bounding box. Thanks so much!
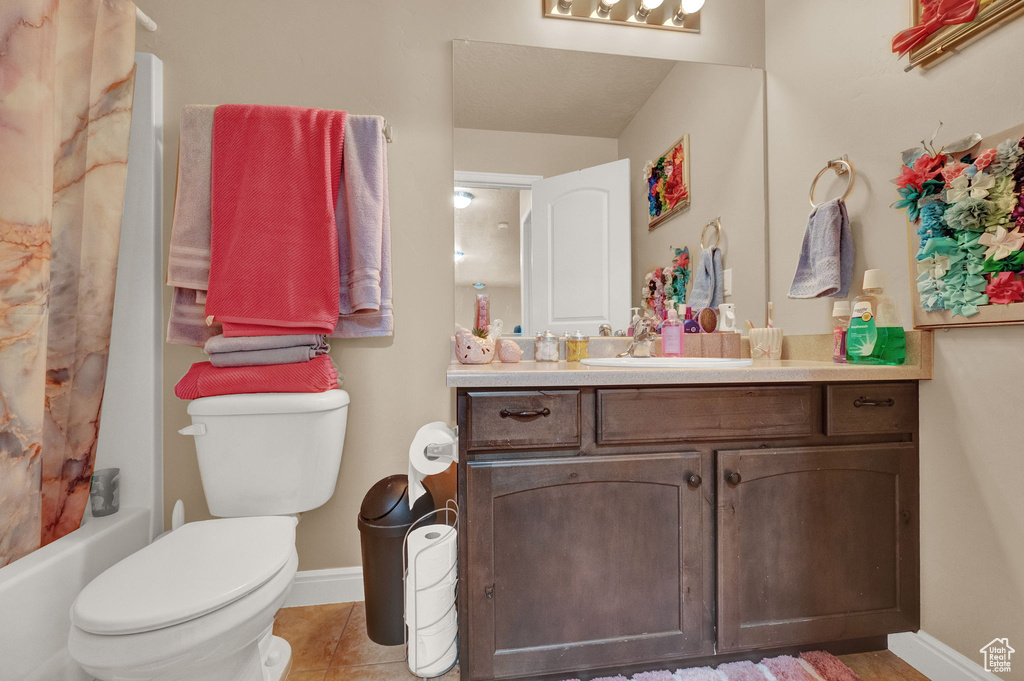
[892,0,980,56]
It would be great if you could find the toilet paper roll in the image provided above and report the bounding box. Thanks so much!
[411,617,458,677]
[406,523,458,676]
[409,422,457,506]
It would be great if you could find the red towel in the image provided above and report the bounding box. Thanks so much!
[206,105,346,336]
[174,355,339,399]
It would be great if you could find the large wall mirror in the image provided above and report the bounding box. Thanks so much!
[453,40,768,336]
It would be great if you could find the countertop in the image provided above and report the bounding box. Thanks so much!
[446,332,933,388]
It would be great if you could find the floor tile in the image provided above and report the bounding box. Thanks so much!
[288,671,328,681]
[331,602,406,667]
[275,602,354,672]
[323,661,459,681]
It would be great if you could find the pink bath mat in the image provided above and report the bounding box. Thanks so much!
[559,651,863,681]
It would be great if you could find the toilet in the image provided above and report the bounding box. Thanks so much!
[68,389,350,681]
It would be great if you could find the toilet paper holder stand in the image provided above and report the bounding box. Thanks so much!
[402,500,460,680]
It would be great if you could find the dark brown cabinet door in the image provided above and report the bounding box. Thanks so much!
[466,452,705,680]
[716,444,919,652]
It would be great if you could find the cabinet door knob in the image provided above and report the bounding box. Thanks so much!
[726,471,742,486]
[853,397,895,408]
[484,585,494,599]
[687,474,702,489]
[499,407,551,420]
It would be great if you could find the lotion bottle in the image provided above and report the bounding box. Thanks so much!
[682,306,700,334]
[661,306,683,357]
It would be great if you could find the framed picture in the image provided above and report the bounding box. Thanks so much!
[900,122,1024,329]
[646,133,690,231]
[897,0,1024,69]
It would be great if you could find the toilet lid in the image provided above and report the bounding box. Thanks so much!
[72,516,296,635]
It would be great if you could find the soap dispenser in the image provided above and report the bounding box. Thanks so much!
[846,269,906,365]
[660,306,683,357]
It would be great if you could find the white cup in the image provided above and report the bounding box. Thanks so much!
[749,327,783,360]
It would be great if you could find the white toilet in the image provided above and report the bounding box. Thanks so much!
[69,389,350,681]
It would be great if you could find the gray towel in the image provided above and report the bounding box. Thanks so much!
[204,334,328,368]
[788,199,854,299]
[204,333,326,354]
[689,247,723,310]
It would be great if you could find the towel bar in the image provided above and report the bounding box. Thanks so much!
[809,155,855,208]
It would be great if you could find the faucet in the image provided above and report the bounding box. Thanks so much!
[617,312,658,357]
[598,324,612,337]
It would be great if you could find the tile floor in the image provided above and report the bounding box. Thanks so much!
[274,603,929,681]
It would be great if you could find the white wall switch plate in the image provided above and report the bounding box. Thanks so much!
[723,269,733,296]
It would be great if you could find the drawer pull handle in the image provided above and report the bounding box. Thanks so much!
[687,474,702,489]
[726,472,742,486]
[499,407,551,420]
[853,397,895,408]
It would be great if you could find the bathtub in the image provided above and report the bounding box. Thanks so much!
[0,507,151,681]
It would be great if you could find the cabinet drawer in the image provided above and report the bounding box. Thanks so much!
[826,383,918,436]
[467,390,581,451]
[597,386,815,444]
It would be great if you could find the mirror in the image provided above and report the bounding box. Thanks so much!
[453,40,767,337]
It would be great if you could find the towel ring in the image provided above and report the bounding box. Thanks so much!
[809,157,855,208]
[701,218,721,250]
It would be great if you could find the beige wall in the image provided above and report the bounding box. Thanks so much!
[617,61,765,318]
[138,0,766,571]
[765,1,1024,675]
[454,128,619,179]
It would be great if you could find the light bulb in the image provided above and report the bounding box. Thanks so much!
[597,0,621,14]
[674,0,704,21]
[635,0,664,20]
[453,190,474,209]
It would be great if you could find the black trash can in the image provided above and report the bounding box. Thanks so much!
[358,474,435,646]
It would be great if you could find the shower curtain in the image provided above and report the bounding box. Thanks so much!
[0,0,136,566]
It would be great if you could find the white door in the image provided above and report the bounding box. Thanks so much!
[526,159,631,336]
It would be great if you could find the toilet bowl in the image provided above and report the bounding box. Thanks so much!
[69,390,350,681]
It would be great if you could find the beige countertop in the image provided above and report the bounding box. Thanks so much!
[446,332,933,388]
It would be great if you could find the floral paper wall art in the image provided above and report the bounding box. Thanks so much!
[646,133,690,230]
[893,0,1024,69]
[893,123,1024,328]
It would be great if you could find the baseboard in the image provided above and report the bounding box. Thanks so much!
[889,631,992,681]
[285,566,364,607]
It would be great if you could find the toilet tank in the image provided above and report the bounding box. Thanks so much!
[182,390,350,517]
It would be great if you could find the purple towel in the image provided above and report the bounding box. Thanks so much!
[788,198,854,299]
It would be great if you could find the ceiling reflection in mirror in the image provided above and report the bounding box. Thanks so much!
[453,40,767,337]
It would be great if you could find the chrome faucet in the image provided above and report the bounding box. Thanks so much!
[617,312,658,358]
[598,323,612,337]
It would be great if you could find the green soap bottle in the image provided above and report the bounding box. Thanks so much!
[846,269,906,366]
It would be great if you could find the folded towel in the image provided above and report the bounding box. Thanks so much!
[167,286,222,347]
[205,104,346,336]
[167,105,215,291]
[204,333,329,368]
[689,246,723,310]
[204,333,325,354]
[788,198,854,299]
[174,354,339,400]
[329,114,393,338]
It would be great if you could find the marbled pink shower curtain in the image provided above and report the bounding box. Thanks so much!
[0,0,136,565]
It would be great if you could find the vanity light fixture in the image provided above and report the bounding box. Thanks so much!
[635,0,664,21]
[543,0,699,33]
[473,282,486,290]
[673,0,704,22]
[453,190,475,209]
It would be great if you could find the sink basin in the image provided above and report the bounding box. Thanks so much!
[580,356,754,368]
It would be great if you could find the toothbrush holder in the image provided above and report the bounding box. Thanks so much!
[749,327,783,360]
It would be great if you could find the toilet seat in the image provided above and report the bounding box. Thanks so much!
[72,516,297,635]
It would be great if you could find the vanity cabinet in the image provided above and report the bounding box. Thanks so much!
[716,443,919,652]
[456,382,920,681]
[464,452,705,680]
